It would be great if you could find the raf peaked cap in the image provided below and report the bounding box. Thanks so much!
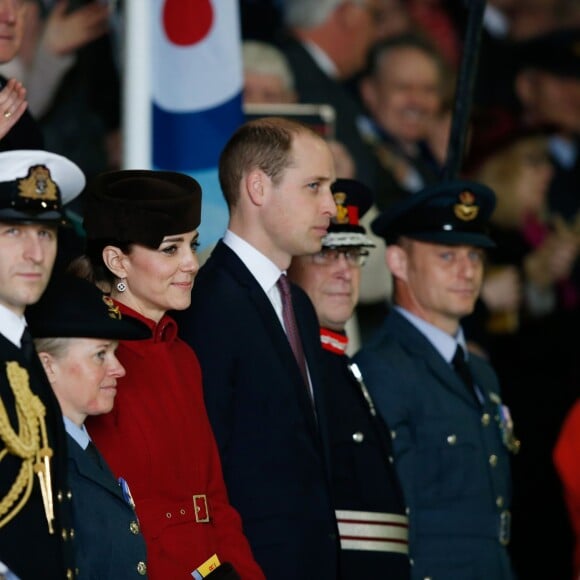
[322,178,375,248]
[516,27,580,79]
[27,275,150,340]
[83,169,202,249]
[0,150,85,225]
[371,180,496,248]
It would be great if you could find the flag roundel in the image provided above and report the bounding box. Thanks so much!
[152,0,244,172]
[152,0,242,113]
[162,0,213,46]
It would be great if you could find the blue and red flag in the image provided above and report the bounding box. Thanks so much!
[151,0,243,248]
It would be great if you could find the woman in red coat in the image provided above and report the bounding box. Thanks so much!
[75,170,264,579]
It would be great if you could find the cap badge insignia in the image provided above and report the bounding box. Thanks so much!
[332,192,349,224]
[102,296,122,320]
[17,165,58,201]
[454,190,479,222]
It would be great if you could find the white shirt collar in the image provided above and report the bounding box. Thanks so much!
[0,303,27,347]
[223,230,283,294]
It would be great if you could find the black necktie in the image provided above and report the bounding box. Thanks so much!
[452,345,478,402]
[20,327,35,362]
[86,441,102,468]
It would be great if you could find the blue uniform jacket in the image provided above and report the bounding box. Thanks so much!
[66,435,147,579]
[354,309,516,580]
[174,241,339,580]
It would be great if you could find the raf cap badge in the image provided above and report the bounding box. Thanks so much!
[454,190,479,222]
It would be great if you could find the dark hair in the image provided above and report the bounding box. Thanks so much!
[218,116,322,209]
[68,238,133,291]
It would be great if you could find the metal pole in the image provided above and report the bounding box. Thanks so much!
[442,0,487,180]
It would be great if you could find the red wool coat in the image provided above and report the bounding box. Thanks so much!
[86,303,264,579]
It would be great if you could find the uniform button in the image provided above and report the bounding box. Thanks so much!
[388,455,394,464]
[447,434,457,445]
[130,521,140,535]
[489,454,498,467]
[57,491,63,502]
[352,431,364,443]
[482,413,491,426]
[391,430,397,439]
[62,529,68,541]
[424,577,432,580]
[496,496,504,508]
[405,506,411,516]
[66,569,74,579]
[70,528,75,539]
[166,512,172,518]
[409,558,414,566]
[66,490,73,500]
[136,561,147,576]
[180,508,186,515]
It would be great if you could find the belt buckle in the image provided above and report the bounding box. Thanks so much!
[499,510,511,546]
[193,494,210,523]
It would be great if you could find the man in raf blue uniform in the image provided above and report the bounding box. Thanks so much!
[0,150,85,579]
[288,179,410,579]
[354,181,519,579]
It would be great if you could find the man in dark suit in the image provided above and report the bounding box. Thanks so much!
[354,181,519,580]
[277,0,382,189]
[288,178,410,578]
[175,117,340,580]
[0,150,85,579]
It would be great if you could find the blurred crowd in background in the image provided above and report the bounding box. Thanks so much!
[1,0,579,578]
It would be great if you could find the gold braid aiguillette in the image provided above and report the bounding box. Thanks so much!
[0,362,54,533]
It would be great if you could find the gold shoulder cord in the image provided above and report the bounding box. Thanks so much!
[0,362,54,533]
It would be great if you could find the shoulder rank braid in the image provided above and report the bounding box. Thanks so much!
[0,362,54,533]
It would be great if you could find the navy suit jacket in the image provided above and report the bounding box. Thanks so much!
[354,310,516,580]
[0,333,74,579]
[175,241,339,580]
[67,435,147,579]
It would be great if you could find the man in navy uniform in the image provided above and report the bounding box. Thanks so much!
[0,150,85,579]
[354,181,519,579]
[288,178,410,579]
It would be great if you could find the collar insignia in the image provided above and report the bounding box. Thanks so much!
[17,165,59,202]
[454,190,479,221]
[103,295,122,320]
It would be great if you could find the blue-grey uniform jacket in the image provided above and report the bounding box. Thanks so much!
[354,309,517,580]
[66,432,148,579]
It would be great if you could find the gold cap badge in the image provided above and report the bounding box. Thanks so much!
[454,190,479,222]
[17,165,59,202]
[332,192,349,224]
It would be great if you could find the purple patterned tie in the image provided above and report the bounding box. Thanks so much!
[277,274,309,389]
